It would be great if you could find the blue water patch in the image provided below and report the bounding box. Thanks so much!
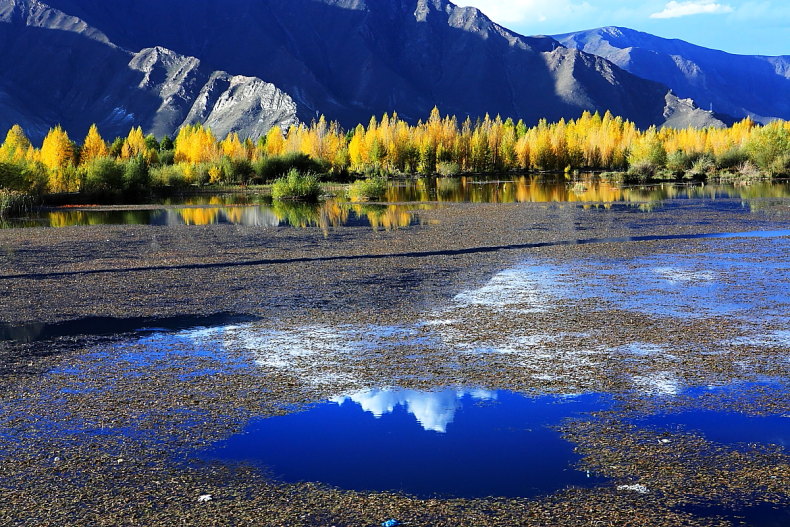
[202,390,611,498]
[634,384,790,448]
[681,502,790,527]
[637,411,790,448]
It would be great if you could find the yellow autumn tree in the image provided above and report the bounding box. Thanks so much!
[40,126,76,192]
[80,124,109,165]
[219,132,246,160]
[121,127,147,159]
[263,126,285,157]
[0,125,32,162]
[174,125,218,164]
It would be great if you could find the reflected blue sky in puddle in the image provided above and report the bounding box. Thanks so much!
[633,383,790,448]
[640,410,789,448]
[681,502,790,527]
[202,390,610,498]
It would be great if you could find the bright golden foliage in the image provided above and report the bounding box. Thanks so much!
[0,125,32,162]
[3,111,788,195]
[174,125,218,164]
[80,124,109,165]
[121,127,147,160]
[219,132,246,160]
[40,126,74,171]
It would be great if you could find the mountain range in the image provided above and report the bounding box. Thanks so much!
[555,26,790,124]
[2,0,782,142]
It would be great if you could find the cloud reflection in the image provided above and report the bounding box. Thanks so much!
[331,389,496,433]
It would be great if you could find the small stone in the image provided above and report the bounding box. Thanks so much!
[617,484,649,494]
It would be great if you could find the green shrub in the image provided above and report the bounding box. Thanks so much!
[80,157,124,195]
[254,153,326,182]
[0,162,25,191]
[627,160,659,181]
[665,150,694,174]
[222,158,254,185]
[685,155,715,179]
[716,147,749,170]
[19,162,47,195]
[745,124,790,175]
[150,165,189,190]
[158,149,175,166]
[123,156,150,196]
[271,169,322,201]
[347,176,387,202]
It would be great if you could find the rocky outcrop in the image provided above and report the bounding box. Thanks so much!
[0,0,298,140]
[127,47,298,139]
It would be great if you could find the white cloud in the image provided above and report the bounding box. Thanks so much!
[650,1,734,19]
[461,0,593,26]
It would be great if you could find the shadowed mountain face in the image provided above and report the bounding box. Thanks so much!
[3,0,726,140]
[0,0,298,141]
[555,26,790,124]
[0,0,726,141]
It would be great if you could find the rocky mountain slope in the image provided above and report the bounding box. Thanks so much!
[1,0,725,142]
[0,0,298,140]
[555,26,790,124]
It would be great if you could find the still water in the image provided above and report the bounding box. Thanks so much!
[3,178,789,229]
[203,390,609,498]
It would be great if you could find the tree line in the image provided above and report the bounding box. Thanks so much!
[1,108,788,198]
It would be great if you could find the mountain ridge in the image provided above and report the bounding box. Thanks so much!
[555,26,790,124]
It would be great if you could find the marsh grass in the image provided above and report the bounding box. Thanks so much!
[0,189,34,217]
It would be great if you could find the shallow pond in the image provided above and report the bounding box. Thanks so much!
[3,178,789,229]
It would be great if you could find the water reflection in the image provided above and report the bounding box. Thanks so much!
[386,176,790,207]
[203,390,609,498]
[11,201,423,232]
[5,178,789,229]
[330,389,497,433]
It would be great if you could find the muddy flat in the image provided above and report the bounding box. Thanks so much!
[1,181,789,526]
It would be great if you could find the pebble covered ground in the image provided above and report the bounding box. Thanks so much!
[0,194,788,525]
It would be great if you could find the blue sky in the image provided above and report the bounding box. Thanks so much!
[461,0,789,56]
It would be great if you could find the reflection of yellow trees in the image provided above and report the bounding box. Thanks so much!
[176,208,220,226]
[222,207,247,225]
[383,177,790,208]
[47,210,152,227]
[49,211,87,228]
[352,204,413,231]
[40,179,790,229]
